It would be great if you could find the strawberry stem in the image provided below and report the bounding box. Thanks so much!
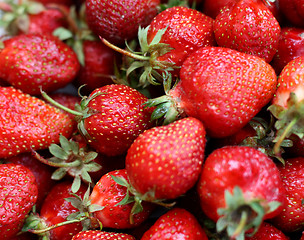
[273,117,299,155]
[40,89,83,116]
[100,37,150,61]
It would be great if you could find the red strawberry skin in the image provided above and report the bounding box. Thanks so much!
[173,46,277,138]
[245,222,289,240]
[0,34,80,95]
[214,0,281,63]
[90,169,154,229]
[0,163,38,240]
[270,157,304,233]
[147,6,216,75]
[85,0,160,45]
[83,84,155,156]
[126,117,206,200]
[197,146,285,222]
[278,0,304,27]
[140,208,208,240]
[0,87,74,158]
[72,230,136,240]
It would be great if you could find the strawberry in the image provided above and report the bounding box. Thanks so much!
[270,157,304,233]
[101,5,216,87]
[5,152,56,211]
[213,0,281,63]
[146,46,277,138]
[268,56,304,156]
[125,117,206,202]
[140,208,208,240]
[270,27,304,75]
[89,169,155,229]
[278,0,304,27]
[85,0,160,46]
[197,146,285,239]
[24,181,88,240]
[245,221,289,240]
[0,0,69,35]
[0,87,74,158]
[0,163,38,240]
[72,230,136,240]
[42,84,155,156]
[35,0,75,6]
[0,33,80,95]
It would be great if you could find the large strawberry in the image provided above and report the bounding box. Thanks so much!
[213,0,281,63]
[0,33,80,95]
[0,163,38,240]
[0,87,74,158]
[72,230,136,240]
[146,46,277,138]
[197,146,285,239]
[42,84,155,156]
[0,0,69,35]
[85,0,160,46]
[270,157,304,233]
[268,56,304,156]
[101,6,216,87]
[125,117,206,202]
[89,169,155,229]
[140,208,208,240]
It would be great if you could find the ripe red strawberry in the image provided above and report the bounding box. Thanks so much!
[25,181,87,240]
[146,46,277,138]
[270,27,304,75]
[85,0,160,45]
[140,208,208,240]
[245,221,289,240]
[268,56,304,155]
[0,33,80,95]
[270,157,304,233]
[197,146,285,239]
[35,0,74,6]
[0,1,69,35]
[125,117,206,201]
[0,163,38,240]
[101,5,216,86]
[213,0,281,63]
[72,230,136,240]
[42,84,155,156]
[278,0,304,27]
[89,169,155,229]
[0,87,74,158]
[5,152,56,211]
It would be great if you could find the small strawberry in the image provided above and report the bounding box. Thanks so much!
[213,0,281,63]
[42,84,155,156]
[125,117,206,202]
[245,221,289,240]
[24,181,89,240]
[72,230,136,240]
[146,46,277,138]
[140,208,208,240]
[270,27,304,75]
[89,169,155,229]
[85,0,160,45]
[270,157,304,233]
[268,56,304,156]
[0,87,74,158]
[197,146,285,239]
[0,163,38,240]
[0,33,80,95]
[0,0,69,35]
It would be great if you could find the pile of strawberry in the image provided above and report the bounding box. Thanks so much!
[1,0,304,239]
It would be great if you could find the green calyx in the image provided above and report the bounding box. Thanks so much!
[216,186,281,240]
[32,134,101,193]
[0,0,45,34]
[101,25,178,88]
[268,92,304,156]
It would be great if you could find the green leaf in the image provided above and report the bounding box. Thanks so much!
[72,175,82,193]
[59,134,73,152]
[53,27,74,41]
[88,204,105,213]
[51,167,67,180]
[83,151,98,162]
[81,169,92,184]
[111,175,129,187]
[49,143,69,160]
